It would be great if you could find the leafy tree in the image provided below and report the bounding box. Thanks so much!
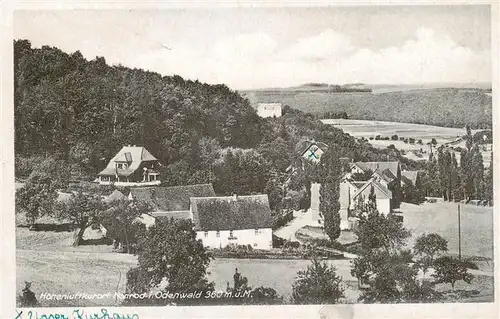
[414,233,448,265]
[125,218,214,305]
[100,198,151,253]
[391,135,399,141]
[292,259,345,304]
[15,173,58,227]
[319,149,342,241]
[54,191,106,246]
[431,138,438,145]
[355,210,411,252]
[264,170,284,211]
[351,169,373,181]
[432,256,474,290]
[413,233,448,278]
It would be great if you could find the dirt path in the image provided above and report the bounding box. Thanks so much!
[273,210,312,241]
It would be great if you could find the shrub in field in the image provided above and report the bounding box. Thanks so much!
[15,173,58,227]
[17,282,39,307]
[292,259,345,304]
[432,256,474,291]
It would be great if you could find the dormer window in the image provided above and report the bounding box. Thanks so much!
[116,163,128,169]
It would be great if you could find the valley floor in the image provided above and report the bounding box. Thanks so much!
[15,200,494,307]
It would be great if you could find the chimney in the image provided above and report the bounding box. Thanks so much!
[233,193,238,201]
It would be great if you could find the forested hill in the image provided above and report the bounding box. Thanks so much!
[14,40,419,195]
[243,86,492,129]
[14,40,264,165]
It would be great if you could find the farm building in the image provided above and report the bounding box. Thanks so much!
[97,146,161,186]
[255,102,282,118]
[128,184,216,221]
[190,194,274,249]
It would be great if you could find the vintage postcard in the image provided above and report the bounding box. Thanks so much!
[1,1,498,318]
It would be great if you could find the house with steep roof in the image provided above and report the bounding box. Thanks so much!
[190,194,273,249]
[298,141,328,163]
[97,145,161,186]
[339,175,393,222]
[348,161,402,209]
[401,170,420,187]
[128,184,216,222]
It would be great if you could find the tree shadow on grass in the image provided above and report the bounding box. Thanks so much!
[18,223,76,232]
[80,237,114,246]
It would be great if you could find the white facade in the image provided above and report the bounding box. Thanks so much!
[256,103,282,118]
[196,228,273,250]
[376,198,391,215]
[98,179,161,187]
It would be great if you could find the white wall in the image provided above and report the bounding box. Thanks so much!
[196,228,273,250]
[376,198,391,215]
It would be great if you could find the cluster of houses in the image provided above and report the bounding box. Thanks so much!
[291,141,419,229]
[96,141,420,250]
[98,146,274,250]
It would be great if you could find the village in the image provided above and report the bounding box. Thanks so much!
[15,99,494,306]
[12,6,494,308]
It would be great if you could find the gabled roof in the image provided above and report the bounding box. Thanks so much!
[190,195,273,231]
[151,211,193,222]
[296,140,329,157]
[129,184,215,212]
[402,171,419,185]
[352,162,400,179]
[353,178,392,200]
[98,146,158,176]
[104,190,127,203]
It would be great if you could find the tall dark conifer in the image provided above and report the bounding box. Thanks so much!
[319,148,342,241]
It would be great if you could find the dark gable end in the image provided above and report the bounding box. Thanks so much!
[191,195,273,231]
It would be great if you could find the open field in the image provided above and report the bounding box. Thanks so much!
[401,202,494,263]
[16,198,494,306]
[322,118,492,167]
[207,258,359,302]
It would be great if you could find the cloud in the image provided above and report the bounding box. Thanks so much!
[130,27,490,89]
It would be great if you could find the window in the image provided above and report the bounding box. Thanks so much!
[229,230,233,237]
[216,231,220,237]
[116,163,128,169]
[255,228,259,235]
[204,231,208,238]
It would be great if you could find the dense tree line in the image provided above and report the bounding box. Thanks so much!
[420,127,492,202]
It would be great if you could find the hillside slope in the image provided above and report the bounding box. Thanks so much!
[243,88,492,129]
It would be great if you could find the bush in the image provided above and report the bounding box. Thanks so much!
[391,135,399,141]
[17,282,39,307]
[375,135,381,140]
[369,137,374,140]
[409,138,415,144]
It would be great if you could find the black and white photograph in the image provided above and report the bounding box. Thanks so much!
[4,2,497,315]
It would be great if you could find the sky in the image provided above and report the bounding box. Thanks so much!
[14,5,492,90]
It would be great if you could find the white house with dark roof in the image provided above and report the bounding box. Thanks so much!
[190,194,273,250]
[97,145,161,186]
[128,184,216,223]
